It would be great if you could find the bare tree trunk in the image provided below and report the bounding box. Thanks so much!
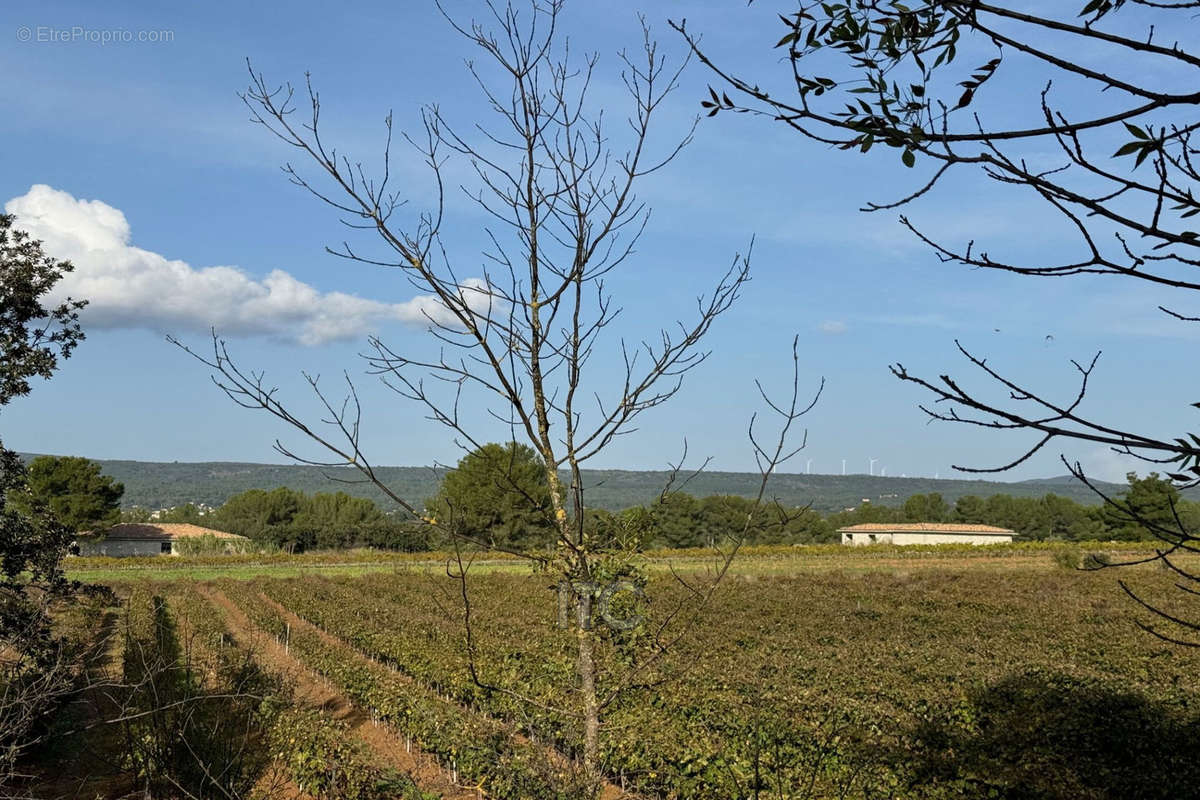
[575,595,601,790]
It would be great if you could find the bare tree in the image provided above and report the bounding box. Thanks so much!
[173,1,818,791]
[675,1,1200,636]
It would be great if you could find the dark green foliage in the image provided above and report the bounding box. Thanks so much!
[23,455,123,532]
[293,491,389,549]
[649,492,704,548]
[698,495,756,545]
[647,493,831,547]
[213,487,306,547]
[1039,493,1108,541]
[1102,472,1185,541]
[0,214,86,407]
[0,451,75,602]
[903,492,948,522]
[211,487,424,552]
[953,494,987,523]
[429,442,556,550]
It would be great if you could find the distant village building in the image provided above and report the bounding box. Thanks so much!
[74,523,249,557]
[839,523,1015,546]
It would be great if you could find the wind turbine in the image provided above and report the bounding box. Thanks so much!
[869,457,878,476]
[841,459,846,475]
[805,459,813,474]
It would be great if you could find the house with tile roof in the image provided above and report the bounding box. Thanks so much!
[75,523,249,557]
[838,522,1015,546]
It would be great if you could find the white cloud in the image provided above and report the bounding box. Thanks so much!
[819,320,848,334]
[4,184,495,346]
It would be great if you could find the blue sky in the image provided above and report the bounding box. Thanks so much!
[1,0,1193,484]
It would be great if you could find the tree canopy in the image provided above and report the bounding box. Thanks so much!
[209,487,424,552]
[429,442,556,551]
[1102,472,1191,542]
[903,492,948,523]
[0,214,86,407]
[24,456,124,532]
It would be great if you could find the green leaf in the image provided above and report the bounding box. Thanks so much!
[902,148,915,168]
[1123,122,1148,140]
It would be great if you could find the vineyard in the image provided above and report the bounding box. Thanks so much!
[43,550,1200,800]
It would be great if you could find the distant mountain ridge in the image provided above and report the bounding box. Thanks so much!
[17,454,1165,513]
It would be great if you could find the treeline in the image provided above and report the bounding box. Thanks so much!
[125,471,1195,553]
[124,489,429,552]
[594,472,1198,548]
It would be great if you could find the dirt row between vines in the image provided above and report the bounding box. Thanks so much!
[19,607,134,800]
[246,586,628,800]
[196,584,476,800]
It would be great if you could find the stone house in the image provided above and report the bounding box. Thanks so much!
[74,523,249,557]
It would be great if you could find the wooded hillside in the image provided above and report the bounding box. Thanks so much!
[19,454,1160,513]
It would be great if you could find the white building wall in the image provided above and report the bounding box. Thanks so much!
[77,539,170,557]
[892,532,1012,545]
[840,532,1012,546]
[842,532,894,546]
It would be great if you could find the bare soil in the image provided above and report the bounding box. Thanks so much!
[197,584,475,800]
[230,587,627,799]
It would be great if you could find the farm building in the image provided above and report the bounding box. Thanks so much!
[839,522,1015,546]
[75,523,249,557]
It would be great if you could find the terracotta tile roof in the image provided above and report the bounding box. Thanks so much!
[78,523,247,541]
[837,523,1014,534]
